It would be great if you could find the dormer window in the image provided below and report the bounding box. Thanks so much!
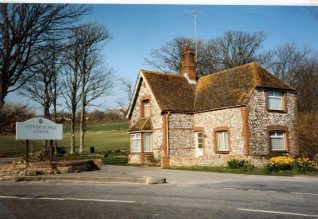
[142,100,150,117]
[267,91,284,111]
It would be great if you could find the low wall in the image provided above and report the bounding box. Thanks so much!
[165,156,269,167]
[0,159,102,181]
[128,153,158,165]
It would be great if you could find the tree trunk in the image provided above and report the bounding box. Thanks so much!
[0,81,6,109]
[70,111,76,154]
[52,61,58,154]
[43,71,50,152]
[79,64,86,154]
[70,48,78,154]
[79,110,85,154]
[79,89,85,154]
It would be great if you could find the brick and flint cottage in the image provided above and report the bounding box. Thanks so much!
[127,48,298,167]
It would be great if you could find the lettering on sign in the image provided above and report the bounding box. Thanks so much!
[16,118,63,140]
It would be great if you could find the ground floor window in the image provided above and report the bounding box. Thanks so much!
[217,131,229,151]
[130,133,141,152]
[195,132,203,149]
[270,131,285,151]
[194,131,204,157]
[144,133,152,152]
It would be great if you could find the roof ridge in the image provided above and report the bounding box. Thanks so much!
[140,69,180,77]
[200,62,257,79]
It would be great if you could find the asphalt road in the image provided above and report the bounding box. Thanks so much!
[0,169,318,219]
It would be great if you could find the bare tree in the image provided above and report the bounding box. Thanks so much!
[212,31,266,69]
[290,58,318,113]
[69,23,112,154]
[0,4,87,108]
[62,38,81,154]
[267,43,311,84]
[145,37,195,73]
[116,78,133,115]
[298,112,318,158]
[0,102,35,134]
[18,40,63,153]
[19,40,63,118]
[145,31,267,76]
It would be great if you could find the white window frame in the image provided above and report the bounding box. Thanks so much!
[143,133,152,152]
[195,132,203,149]
[143,100,151,117]
[270,131,286,151]
[130,133,141,152]
[195,131,204,157]
[268,91,283,111]
[217,131,229,152]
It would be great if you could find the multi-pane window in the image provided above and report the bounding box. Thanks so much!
[270,131,285,151]
[144,133,152,152]
[143,100,151,117]
[217,131,229,151]
[130,133,141,152]
[268,91,283,110]
[196,132,203,149]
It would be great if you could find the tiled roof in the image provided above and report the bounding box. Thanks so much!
[138,62,296,114]
[142,70,196,112]
[128,118,152,132]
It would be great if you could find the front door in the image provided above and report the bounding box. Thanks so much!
[195,132,203,157]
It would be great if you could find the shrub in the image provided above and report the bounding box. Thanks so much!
[227,158,254,170]
[297,112,318,158]
[294,157,316,173]
[266,156,295,172]
[0,103,35,134]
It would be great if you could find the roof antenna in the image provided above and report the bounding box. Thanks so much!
[186,10,205,63]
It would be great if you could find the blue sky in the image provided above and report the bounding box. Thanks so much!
[8,4,318,112]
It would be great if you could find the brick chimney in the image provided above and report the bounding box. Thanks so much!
[180,47,196,81]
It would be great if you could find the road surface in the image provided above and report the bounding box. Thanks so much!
[0,168,317,219]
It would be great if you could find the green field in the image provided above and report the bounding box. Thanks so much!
[0,122,129,157]
[63,122,128,133]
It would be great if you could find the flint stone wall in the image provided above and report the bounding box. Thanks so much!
[129,79,163,164]
[169,155,268,167]
[168,113,195,157]
[194,107,245,156]
[247,89,298,156]
[130,80,162,130]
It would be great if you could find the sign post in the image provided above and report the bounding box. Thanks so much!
[16,117,63,162]
[26,140,29,162]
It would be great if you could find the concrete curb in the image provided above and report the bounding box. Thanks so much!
[14,176,166,184]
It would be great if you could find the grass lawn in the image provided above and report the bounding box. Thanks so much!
[55,154,129,165]
[0,122,129,157]
[63,122,128,133]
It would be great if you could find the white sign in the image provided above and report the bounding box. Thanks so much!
[16,117,63,140]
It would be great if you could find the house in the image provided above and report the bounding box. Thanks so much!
[126,48,298,167]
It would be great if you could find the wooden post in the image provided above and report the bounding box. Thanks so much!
[54,140,58,155]
[50,140,53,163]
[25,140,29,163]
